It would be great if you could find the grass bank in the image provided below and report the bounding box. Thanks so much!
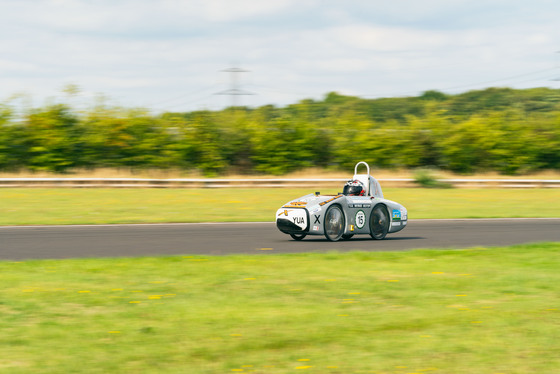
[2,243,559,373]
[0,188,558,225]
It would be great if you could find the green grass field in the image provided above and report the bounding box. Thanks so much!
[0,188,559,225]
[2,187,558,373]
[2,243,559,373]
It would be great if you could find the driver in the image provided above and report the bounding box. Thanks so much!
[343,179,365,196]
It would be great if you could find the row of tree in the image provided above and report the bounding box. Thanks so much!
[0,87,559,175]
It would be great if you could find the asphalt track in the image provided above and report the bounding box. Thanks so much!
[1,218,559,260]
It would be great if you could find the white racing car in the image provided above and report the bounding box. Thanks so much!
[276,161,408,241]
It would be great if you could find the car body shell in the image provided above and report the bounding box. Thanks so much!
[275,162,408,241]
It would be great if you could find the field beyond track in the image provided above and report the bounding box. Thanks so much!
[1,187,559,225]
[2,243,559,373]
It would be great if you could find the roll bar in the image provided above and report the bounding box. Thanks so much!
[354,161,370,176]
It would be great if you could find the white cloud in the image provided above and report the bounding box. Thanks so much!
[0,0,559,111]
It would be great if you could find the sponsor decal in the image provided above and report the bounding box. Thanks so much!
[391,221,401,226]
[314,215,321,224]
[283,201,307,208]
[350,225,355,231]
[313,225,319,231]
[309,205,321,214]
[355,210,366,229]
[353,199,371,205]
[349,201,371,208]
[351,204,371,208]
[319,195,343,206]
[401,210,408,220]
[403,221,407,225]
[278,209,291,217]
[392,209,401,220]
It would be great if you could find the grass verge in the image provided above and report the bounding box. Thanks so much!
[0,188,559,225]
[1,243,559,373]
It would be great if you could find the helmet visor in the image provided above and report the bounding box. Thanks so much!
[343,184,363,196]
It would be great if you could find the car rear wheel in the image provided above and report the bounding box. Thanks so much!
[342,234,354,240]
[324,205,345,242]
[290,233,307,241]
[370,205,389,240]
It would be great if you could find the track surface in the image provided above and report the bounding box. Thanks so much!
[1,219,559,260]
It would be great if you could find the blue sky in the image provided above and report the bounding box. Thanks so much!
[1,0,559,112]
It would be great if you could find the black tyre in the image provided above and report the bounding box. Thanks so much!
[324,205,345,242]
[342,234,354,240]
[290,233,307,241]
[370,205,389,240]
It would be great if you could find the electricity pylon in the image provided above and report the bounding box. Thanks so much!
[215,66,254,107]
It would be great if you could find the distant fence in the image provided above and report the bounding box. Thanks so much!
[0,178,559,188]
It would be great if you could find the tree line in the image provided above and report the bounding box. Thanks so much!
[0,87,559,175]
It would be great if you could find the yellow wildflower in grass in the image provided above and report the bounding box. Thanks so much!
[108,331,120,334]
[296,366,312,370]
[298,359,310,362]
[129,301,141,304]
[78,290,91,293]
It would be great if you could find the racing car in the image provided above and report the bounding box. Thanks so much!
[276,161,408,241]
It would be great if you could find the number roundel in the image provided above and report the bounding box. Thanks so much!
[355,210,366,229]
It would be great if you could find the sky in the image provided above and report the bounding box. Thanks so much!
[1,0,559,113]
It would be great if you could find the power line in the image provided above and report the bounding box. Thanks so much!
[361,66,560,99]
[439,67,560,92]
[150,84,221,107]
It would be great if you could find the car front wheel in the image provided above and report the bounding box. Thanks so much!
[290,233,307,241]
[324,205,345,242]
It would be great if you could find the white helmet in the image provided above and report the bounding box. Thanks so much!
[343,179,365,196]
